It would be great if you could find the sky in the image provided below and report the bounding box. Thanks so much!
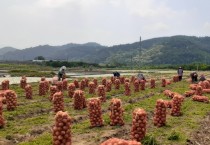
[0,0,210,49]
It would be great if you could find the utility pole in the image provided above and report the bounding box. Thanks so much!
[139,36,142,69]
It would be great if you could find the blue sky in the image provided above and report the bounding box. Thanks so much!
[0,0,210,49]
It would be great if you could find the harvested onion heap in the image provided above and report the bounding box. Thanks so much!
[173,76,179,82]
[195,86,203,96]
[111,76,115,84]
[106,80,112,92]
[164,100,172,108]
[88,98,104,127]
[189,84,197,90]
[161,79,166,87]
[74,80,79,88]
[150,79,155,88]
[198,81,205,89]
[25,84,32,99]
[124,82,131,96]
[68,83,75,98]
[50,86,58,101]
[20,77,27,89]
[56,81,63,92]
[62,79,68,90]
[52,111,71,145]
[88,82,95,94]
[93,78,98,88]
[52,92,64,113]
[100,138,142,145]
[140,80,146,90]
[192,95,209,103]
[73,90,86,110]
[171,94,183,116]
[203,80,210,89]
[153,99,167,127]
[120,77,125,84]
[1,80,9,90]
[109,98,124,126]
[97,85,106,102]
[134,80,140,92]
[131,108,147,142]
[5,90,17,111]
[184,90,195,97]
[114,79,120,90]
[0,100,5,127]
[39,81,46,96]
[101,78,107,87]
[80,80,86,90]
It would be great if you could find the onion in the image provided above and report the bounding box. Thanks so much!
[161,79,166,87]
[195,86,203,96]
[41,77,46,81]
[134,80,140,92]
[131,108,147,141]
[173,76,179,82]
[109,98,124,126]
[171,94,183,116]
[20,76,27,89]
[153,99,167,127]
[0,100,5,127]
[189,84,197,90]
[124,82,131,96]
[25,84,33,99]
[5,90,17,111]
[73,80,79,88]
[163,90,175,98]
[50,86,58,101]
[102,78,107,87]
[80,79,86,90]
[52,92,64,113]
[0,91,6,104]
[53,111,71,145]
[150,79,155,89]
[88,98,104,127]
[1,80,9,90]
[184,90,195,97]
[73,90,86,110]
[140,80,146,90]
[111,76,115,84]
[106,80,112,92]
[97,85,106,102]
[62,79,68,90]
[68,83,75,98]
[56,81,63,92]
[192,95,209,103]
[100,138,142,145]
[120,77,125,84]
[125,78,130,83]
[88,82,95,94]
[39,81,46,96]
[114,79,120,90]
[93,78,98,89]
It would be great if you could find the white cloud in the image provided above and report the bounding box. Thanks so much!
[203,22,210,31]
[144,22,170,32]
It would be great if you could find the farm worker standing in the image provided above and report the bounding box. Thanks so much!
[177,67,183,81]
[58,66,66,81]
[137,73,146,81]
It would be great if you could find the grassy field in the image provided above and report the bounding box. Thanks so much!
[0,72,210,145]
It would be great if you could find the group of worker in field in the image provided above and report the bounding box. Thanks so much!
[55,66,206,84]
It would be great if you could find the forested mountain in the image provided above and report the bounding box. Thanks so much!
[1,36,210,65]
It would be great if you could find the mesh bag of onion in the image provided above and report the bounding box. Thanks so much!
[52,111,71,145]
[52,92,64,113]
[68,83,75,98]
[87,98,104,127]
[131,108,147,141]
[73,90,86,110]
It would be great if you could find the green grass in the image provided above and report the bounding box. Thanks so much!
[0,74,210,145]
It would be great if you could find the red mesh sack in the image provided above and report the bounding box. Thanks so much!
[153,99,167,127]
[73,90,86,110]
[97,85,106,102]
[106,80,112,92]
[124,82,131,96]
[39,81,46,96]
[134,80,140,92]
[88,82,95,94]
[68,83,75,98]
[5,90,17,111]
[1,80,9,90]
[74,79,79,88]
[150,79,155,89]
[192,95,209,103]
[52,92,64,113]
[109,98,124,126]
[50,86,58,101]
[52,111,71,145]
[80,80,86,90]
[25,84,33,99]
[88,98,104,127]
[114,79,120,90]
[131,108,147,141]
[62,79,68,90]
[171,94,183,116]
